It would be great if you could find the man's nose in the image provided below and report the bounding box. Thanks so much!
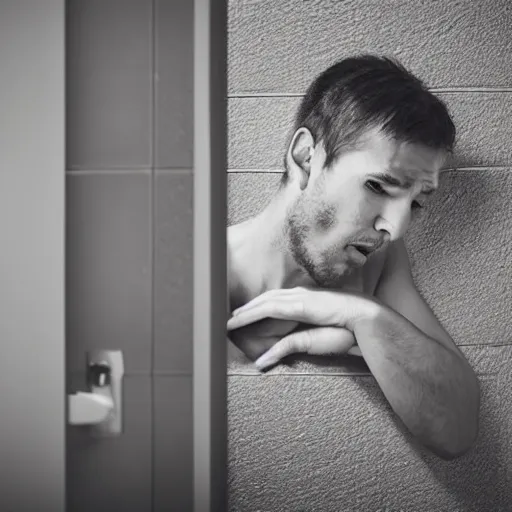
[373,201,412,241]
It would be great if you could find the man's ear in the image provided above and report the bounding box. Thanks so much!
[285,127,315,190]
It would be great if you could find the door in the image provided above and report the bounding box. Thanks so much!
[0,1,66,511]
[0,1,225,510]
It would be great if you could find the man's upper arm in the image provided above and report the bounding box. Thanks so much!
[374,239,463,358]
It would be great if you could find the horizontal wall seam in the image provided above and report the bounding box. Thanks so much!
[227,373,372,377]
[154,168,194,174]
[67,168,193,175]
[432,87,512,93]
[68,370,193,377]
[67,168,152,174]
[227,167,512,173]
[227,370,507,377]
[151,371,194,377]
[67,167,512,175]
[228,87,512,98]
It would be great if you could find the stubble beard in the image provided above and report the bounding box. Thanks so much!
[287,212,354,289]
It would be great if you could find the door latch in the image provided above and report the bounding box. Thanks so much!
[68,350,124,437]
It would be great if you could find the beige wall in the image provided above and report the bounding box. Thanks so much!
[227,1,512,510]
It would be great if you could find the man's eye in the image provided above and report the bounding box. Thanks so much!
[412,200,423,210]
[365,180,387,195]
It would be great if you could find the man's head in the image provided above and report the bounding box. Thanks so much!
[280,55,455,287]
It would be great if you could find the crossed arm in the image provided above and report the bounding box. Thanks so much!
[227,239,480,460]
[353,239,480,460]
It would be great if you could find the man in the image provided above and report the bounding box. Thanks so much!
[226,55,480,460]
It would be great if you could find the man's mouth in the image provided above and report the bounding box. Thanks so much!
[344,239,385,266]
[345,245,371,266]
[350,244,373,257]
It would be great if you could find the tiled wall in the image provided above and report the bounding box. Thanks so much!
[65,1,193,510]
[227,1,512,510]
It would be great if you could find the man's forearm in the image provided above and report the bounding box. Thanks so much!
[351,301,480,460]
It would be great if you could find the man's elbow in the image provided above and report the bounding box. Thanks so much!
[430,428,479,461]
[432,436,478,460]
[429,400,481,460]
[434,369,481,460]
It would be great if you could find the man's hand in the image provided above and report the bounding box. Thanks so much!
[228,317,300,361]
[255,325,357,370]
[228,286,379,330]
[227,287,370,369]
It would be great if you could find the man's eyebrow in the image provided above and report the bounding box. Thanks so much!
[370,172,438,194]
[369,172,411,189]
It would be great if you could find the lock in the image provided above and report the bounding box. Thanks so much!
[88,361,111,387]
[68,350,124,437]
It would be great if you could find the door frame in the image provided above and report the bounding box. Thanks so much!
[0,1,228,510]
[193,0,228,510]
[0,1,66,510]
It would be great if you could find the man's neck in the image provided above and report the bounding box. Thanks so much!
[228,192,313,309]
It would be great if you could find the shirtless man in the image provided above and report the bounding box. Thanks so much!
[226,55,480,460]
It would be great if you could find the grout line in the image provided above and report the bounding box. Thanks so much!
[227,87,512,98]
[227,369,505,377]
[68,370,193,377]
[227,166,512,173]
[152,371,195,377]
[227,168,283,173]
[432,87,512,94]
[450,166,512,171]
[66,168,152,175]
[66,166,512,176]
[66,168,193,175]
[228,92,303,98]
[227,371,374,377]
[150,0,156,510]
[154,168,194,174]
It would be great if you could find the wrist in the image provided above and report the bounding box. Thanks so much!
[346,294,381,331]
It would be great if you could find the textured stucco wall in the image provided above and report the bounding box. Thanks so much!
[227,1,512,511]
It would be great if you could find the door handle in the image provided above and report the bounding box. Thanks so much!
[68,350,124,437]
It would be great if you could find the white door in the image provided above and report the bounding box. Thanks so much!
[0,1,66,511]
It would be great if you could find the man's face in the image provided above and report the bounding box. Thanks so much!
[286,129,446,287]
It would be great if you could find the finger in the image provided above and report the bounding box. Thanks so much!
[347,345,363,357]
[234,335,281,361]
[227,299,305,331]
[304,327,355,355]
[254,332,306,370]
[254,327,356,370]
